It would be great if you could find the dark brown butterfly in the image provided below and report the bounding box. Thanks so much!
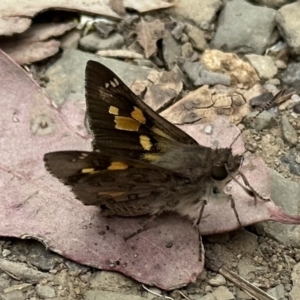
[44,61,243,224]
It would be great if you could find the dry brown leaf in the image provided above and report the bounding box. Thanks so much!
[144,66,183,111]
[161,85,250,125]
[136,18,167,58]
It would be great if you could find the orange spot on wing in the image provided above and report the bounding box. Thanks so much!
[109,106,119,115]
[131,106,146,124]
[114,116,140,131]
[108,161,128,170]
[140,135,152,151]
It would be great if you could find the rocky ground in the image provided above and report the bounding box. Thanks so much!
[1,0,300,299]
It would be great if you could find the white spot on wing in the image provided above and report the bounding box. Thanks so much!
[113,78,119,86]
[110,80,116,88]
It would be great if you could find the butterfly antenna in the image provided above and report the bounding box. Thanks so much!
[251,88,286,119]
[230,88,290,152]
[225,162,270,206]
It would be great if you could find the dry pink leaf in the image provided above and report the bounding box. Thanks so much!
[0,22,76,64]
[144,66,183,111]
[0,16,31,36]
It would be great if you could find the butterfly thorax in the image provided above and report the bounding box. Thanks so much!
[153,143,241,181]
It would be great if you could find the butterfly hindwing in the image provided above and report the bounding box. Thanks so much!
[44,151,184,216]
[85,61,198,163]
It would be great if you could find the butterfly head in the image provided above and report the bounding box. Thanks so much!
[210,149,243,182]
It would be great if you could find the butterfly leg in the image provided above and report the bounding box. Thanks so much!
[228,195,242,227]
[238,171,270,205]
[193,200,207,239]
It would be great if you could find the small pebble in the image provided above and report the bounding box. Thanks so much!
[2,249,11,257]
[208,274,226,286]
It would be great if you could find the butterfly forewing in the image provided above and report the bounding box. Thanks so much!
[85,61,197,162]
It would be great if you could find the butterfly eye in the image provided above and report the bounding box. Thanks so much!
[211,165,228,181]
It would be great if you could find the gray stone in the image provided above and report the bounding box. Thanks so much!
[281,115,298,146]
[244,110,277,131]
[275,59,287,70]
[293,103,300,114]
[2,249,11,257]
[245,54,277,80]
[84,290,145,300]
[208,274,226,286]
[181,42,197,61]
[253,0,292,8]
[185,24,208,51]
[212,286,235,300]
[53,270,70,289]
[0,259,53,283]
[236,289,253,299]
[36,284,56,299]
[211,0,277,54]
[94,22,116,39]
[228,230,258,256]
[281,148,300,177]
[89,271,138,292]
[162,34,181,70]
[193,293,215,300]
[276,2,300,57]
[45,49,151,106]
[1,290,25,300]
[80,32,124,52]
[255,169,300,247]
[267,78,280,86]
[172,0,222,27]
[0,273,10,290]
[171,22,185,40]
[20,241,62,271]
[60,30,80,49]
[183,61,231,86]
[290,262,300,300]
[281,62,300,92]
[265,83,280,94]
[267,284,286,300]
[65,260,89,275]
[237,257,257,281]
